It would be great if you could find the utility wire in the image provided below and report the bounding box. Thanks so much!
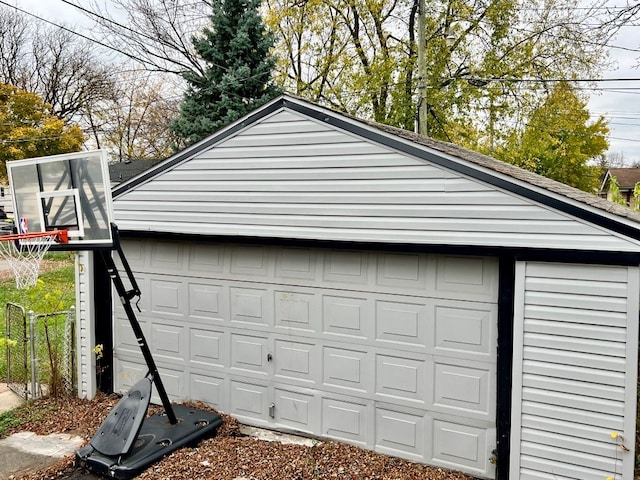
[0,0,148,65]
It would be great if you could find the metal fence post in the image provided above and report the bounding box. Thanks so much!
[28,310,37,399]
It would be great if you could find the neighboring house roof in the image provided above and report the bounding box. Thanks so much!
[600,167,640,191]
[109,159,164,184]
[112,94,640,242]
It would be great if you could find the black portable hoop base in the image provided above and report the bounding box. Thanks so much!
[76,225,222,479]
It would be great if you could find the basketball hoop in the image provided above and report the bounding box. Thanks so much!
[0,230,69,289]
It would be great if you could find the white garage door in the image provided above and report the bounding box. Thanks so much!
[113,239,498,478]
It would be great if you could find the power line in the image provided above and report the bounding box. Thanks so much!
[0,0,145,64]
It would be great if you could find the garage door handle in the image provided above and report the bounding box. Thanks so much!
[269,403,275,418]
[267,353,273,362]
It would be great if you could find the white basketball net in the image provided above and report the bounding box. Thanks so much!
[0,234,58,289]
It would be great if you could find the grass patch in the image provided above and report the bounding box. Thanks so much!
[0,401,58,438]
[0,253,75,381]
[0,252,75,312]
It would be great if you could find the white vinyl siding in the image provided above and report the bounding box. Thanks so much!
[113,110,640,252]
[75,250,96,399]
[510,261,638,480]
[112,239,499,479]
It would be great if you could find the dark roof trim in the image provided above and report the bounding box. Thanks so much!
[118,230,640,266]
[113,95,640,243]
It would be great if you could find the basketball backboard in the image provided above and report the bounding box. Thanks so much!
[7,150,114,250]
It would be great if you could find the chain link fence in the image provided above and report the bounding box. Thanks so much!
[5,302,28,399]
[5,303,76,399]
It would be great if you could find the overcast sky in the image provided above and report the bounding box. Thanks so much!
[14,0,640,164]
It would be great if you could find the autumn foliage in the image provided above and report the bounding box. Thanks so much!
[0,83,83,181]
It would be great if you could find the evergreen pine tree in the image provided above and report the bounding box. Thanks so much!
[171,0,281,145]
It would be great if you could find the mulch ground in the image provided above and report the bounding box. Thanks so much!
[4,394,476,480]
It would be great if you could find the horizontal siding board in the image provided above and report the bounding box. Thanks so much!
[521,401,624,430]
[243,117,331,134]
[521,428,619,458]
[260,110,308,123]
[113,211,605,235]
[520,442,617,473]
[522,360,626,386]
[524,319,626,342]
[181,153,420,169]
[522,346,626,371]
[162,166,448,181]
[524,277,628,297]
[221,130,361,147]
[524,291,627,312]
[131,178,457,192]
[519,453,618,480]
[521,387,624,417]
[200,142,386,158]
[521,414,617,443]
[518,469,586,480]
[524,264,629,282]
[121,190,534,206]
[522,308,627,328]
[523,332,626,357]
[522,374,624,402]
[115,201,565,221]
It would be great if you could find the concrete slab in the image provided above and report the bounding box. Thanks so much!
[0,432,84,479]
[239,425,320,447]
[0,383,24,414]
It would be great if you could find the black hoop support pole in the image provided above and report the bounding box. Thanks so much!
[101,224,177,425]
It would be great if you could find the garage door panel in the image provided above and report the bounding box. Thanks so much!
[114,357,146,394]
[433,256,498,302]
[230,286,271,327]
[188,243,225,274]
[274,387,319,434]
[323,345,373,394]
[432,359,494,420]
[323,250,370,286]
[230,379,270,425]
[375,299,428,350]
[322,295,373,339]
[188,282,227,323]
[152,366,185,403]
[190,373,227,411]
[275,247,319,281]
[190,327,228,369]
[376,252,428,291]
[231,333,270,376]
[150,241,184,271]
[434,302,496,359]
[114,314,145,355]
[274,339,319,385]
[150,278,186,317]
[117,239,145,268]
[274,289,320,333]
[375,354,429,408]
[322,396,373,447]
[432,418,494,476]
[151,322,186,363]
[230,245,270,278]
[375,407,427,461]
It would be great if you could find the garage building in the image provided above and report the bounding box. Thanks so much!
[77,95,640,480]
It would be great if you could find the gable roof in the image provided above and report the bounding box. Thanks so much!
[109,158,165,184]
[601,168,640,191]
[112,94,640,243]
